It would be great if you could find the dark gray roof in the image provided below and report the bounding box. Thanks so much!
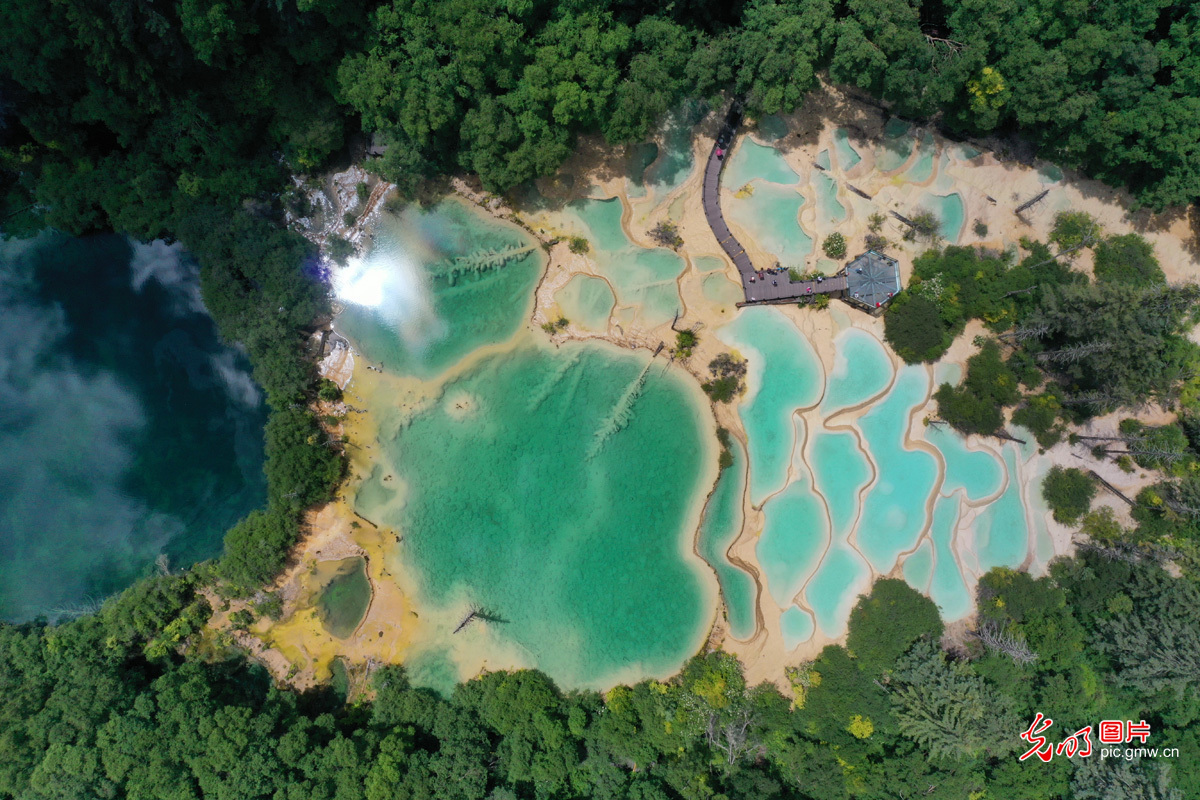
[845,250,901,309]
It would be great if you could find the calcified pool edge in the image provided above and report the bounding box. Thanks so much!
[219,79,1200,691]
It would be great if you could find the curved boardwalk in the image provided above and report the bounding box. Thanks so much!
[703,139,846,305]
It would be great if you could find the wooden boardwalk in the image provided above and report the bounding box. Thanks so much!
[702,138,846,305]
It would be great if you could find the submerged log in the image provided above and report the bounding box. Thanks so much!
[1015,189,1049,215]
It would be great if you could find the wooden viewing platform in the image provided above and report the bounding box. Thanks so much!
[702,106,853,307]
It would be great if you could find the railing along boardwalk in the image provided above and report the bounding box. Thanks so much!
[702,138,846,306]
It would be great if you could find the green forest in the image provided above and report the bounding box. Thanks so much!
[4,0,1200,797]
[2,556,1197,800]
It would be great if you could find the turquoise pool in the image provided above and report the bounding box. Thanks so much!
[567,198,685,326]
[823,328,893,415]
[554,274,614,331]
[928,496,971,620]
[902,540,934,594]
[876,119,914,172]
[757,477,828,607]
[719,308,823,503]
[922,193,966,243]
[833,128,862,170]
[810,430,872,539]
[855,367,937,573]
[727,183,812,268]
[697,441,757,639]
[781,605,815,649]
[972,445,1030,572]
[925,425,1004,501]
[814,172,846,226]
[725,139,800,188]
[804,540,872,638]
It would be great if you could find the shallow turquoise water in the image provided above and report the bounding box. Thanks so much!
[814,172,846,226]
[725,140,800,188]
[627,142,659,197]
[0,234,266,621]
[568,199,685,326]
[833,129,862,170]
[757,477,828,607]
[902,540,934,594]
[570,197,629,252]
[697,441,757,640]
[822,328,893,414]
[694,255,727,273]
[318,557,372,639]
[904,133,937,183]
[403,646,460,698]
[336,199,543,378]
[360,342,714,689]
[1028,459,1057,571]
[702,272,744,307]
[727,184,812,268]
[855,367,937,573]
[923,193,966,243]
[810,431,872,538]
[933,361,962,386]
[876,119,914,172]
[1038,164,1064,184]
[554,274,614,331]
[719,308,823,503]
[956,144,982,160]
[804,540,871,638]
[757,115,788,141]
[973,446,1030,571]
[644,102,704,196]
[815,150,831,171]
[928,496,971,620]
[925,425,1004,501]
[780,605,814,649]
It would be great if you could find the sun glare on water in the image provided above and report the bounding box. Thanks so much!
[332,237,444,359]
[334,254,389,308]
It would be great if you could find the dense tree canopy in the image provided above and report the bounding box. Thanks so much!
[1,551,1194,799]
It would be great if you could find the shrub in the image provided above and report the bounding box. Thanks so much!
[864,233,888,251]
[1050,211,1101,250]
[867,212,885,232]
[356,182,369,202]
[317,378,342,402]
[973,220,988,237]
[342,211,358,227]
[327,236,354,265]
[822,232,847,259]
[702,353,746,403]
[884,294,949,363]
[568,236,590,254]
[253,592,285,621]
[1041,466,1097,524]
[934,341,1020,435]
[650,221,683,249]
[1079,507,1125,542]
[1006,349,1042,389]
[908,208,940,240]
[1012,390,1064,448]
[675,329,697,358]
[847,579,943,674]
[218,509,298,594]
[1093,234,1164,286]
